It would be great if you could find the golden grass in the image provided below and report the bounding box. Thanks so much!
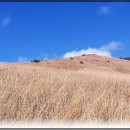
[0,56,130,123]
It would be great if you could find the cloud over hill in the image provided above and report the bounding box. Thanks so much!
[63,41,121,58]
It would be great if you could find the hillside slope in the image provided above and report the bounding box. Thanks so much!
[22,55,130,73]
[0,55,130,122]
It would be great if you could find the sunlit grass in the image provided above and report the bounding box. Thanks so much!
[0,62,130,123]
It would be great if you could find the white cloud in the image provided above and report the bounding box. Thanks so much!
[37,53,49,61]
[63,41,121,58]
[100,41,120,51]
[18,57,29,63]
[17,53,49,63]
[98,6,111,15]
[1,16,11,27]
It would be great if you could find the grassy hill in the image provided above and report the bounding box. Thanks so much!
[0,54,130,123]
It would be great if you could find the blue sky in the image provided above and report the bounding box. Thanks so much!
[0,2,130,62]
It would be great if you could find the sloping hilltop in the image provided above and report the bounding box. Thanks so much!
[0,55,130,122]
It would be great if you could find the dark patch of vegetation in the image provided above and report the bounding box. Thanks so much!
[69,57,74,60]
[31,59,41,63]
[107,60,110,63]
[124,57,130,60]
[119,57,130,61]
[80,61,84,64]
[82,54,86,56]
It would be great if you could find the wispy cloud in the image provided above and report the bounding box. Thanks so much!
[17,53,49,63]
[63,41,121,58]
[1,16,11,27]
[37,53,49,61]
[100,41,120,51]
[17,41,122,62]
[97,6,111,15]
[97,2,125,15]
[18,57,29,63]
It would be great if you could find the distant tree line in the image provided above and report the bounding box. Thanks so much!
[31,59,48,63]
[119,57,130,61]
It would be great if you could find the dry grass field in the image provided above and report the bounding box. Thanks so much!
[0,55,130,123]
